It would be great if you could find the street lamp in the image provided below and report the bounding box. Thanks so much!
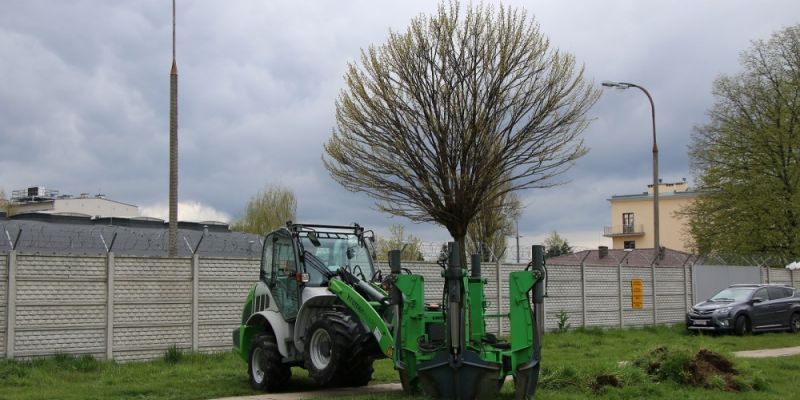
[602,81,661,261]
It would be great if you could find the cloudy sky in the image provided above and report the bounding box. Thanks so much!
[1,1,799,253]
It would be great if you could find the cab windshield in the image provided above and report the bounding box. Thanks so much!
[709,287,754,302]
[300,232,374,285]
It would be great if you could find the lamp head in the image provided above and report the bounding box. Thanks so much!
[602,81,633,89]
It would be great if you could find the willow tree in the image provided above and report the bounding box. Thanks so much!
[466,190,521,262]
[324,2,599,263]
[686,25,800,260]
[231,185,297,236]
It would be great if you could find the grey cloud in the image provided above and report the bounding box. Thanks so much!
[2,0,799,249]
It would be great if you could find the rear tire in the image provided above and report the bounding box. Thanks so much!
[248,331,291,391]
[734,315,749,336]
[790,313,800,333]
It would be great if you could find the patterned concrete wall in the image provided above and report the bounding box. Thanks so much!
[1,252,698,361]
[197,258,259,353]
[14,255,107,358]
[1,252,260,362]
[377,261,693,334]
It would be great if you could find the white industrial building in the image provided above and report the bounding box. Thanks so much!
[7,186,139,218]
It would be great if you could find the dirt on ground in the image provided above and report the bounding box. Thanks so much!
[643,347,741,391]
[590,374,621,393]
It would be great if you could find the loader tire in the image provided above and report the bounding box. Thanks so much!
[337,312,380,387]
[248,331,291,391]
[305,309,376,386]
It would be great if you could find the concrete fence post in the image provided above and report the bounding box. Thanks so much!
[792,269,796,288]
[495,259,502,336]
[106,252,115,360]
[580,262,586,328]
[651,264,657,325]
[618,263,623,328]
[766,265,771,284]
[683,264,689,313]
[6,250,16,359]
[192,254,200,352]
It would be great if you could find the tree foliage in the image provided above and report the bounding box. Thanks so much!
[544,230,572,259]
[0,189,8,212]
[466,190,522,261]
[374,224,424,261]
[324,2,598,264]
[686,25,800,259]
[231,185,297,236]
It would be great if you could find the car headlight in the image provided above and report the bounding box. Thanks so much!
[715,306,733,315]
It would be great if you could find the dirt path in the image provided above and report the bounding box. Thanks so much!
[733,346,800,358]
[212,383,403,400]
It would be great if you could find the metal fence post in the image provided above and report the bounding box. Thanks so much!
[6,250,16,359]
[192,254,200,352]
[106,252,115,360]
[651,264,657,325]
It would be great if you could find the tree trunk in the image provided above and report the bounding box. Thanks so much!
[455,234,468,269]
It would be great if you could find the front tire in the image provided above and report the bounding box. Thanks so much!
[304,309,377,387]
[734,315,749,336]
[248,331,291,391]
[790,313,800,333]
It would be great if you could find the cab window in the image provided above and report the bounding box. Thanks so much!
[260,235,274,282]
[272,232,297,277]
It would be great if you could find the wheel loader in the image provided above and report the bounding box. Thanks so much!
[233,222,546,399]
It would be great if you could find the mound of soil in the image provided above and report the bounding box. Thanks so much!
[591,374,621,393]
[643,347,741,391]
[687,349,738,390]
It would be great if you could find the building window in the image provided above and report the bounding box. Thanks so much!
[624,240,636,249]
[622,213,635,233]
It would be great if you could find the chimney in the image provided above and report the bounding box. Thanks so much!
[598,246,609,259]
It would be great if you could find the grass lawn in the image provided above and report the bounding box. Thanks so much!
[1,325,798,400]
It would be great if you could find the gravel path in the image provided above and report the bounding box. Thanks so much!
[733,346,800,358]
[212,383,403,400]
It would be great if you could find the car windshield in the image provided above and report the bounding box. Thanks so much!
[300,232,374,284]
[709,287,754,302]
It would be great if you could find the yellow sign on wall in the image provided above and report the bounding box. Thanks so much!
[631,279,643,309]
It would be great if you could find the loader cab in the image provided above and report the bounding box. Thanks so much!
[298,230,375,285]
[261,229,300,320]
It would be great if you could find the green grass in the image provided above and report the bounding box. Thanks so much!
[0,325,798,400]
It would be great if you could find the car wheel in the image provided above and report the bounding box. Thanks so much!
[734,315,749,336]
[790,313,800,333]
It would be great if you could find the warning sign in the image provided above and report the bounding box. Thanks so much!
[631,279,643,309]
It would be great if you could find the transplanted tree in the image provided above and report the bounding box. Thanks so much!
[324,2,599,265]
[543,230,572,259]
[686,25,800,260]
[375,224,425,261]
[231,185,297,236]
[466,190,522,262]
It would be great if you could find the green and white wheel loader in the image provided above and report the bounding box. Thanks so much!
[233,222,546,399]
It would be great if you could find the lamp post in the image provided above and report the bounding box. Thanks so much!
[602,81,660,261]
